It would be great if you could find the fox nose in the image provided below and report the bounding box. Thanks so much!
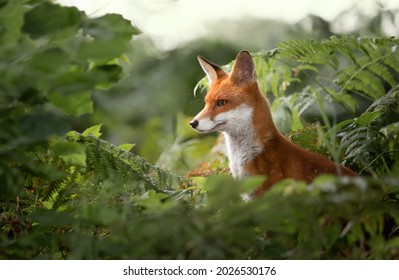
[190,119,199,129]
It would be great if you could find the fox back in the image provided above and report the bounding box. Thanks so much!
[190,50,355,195]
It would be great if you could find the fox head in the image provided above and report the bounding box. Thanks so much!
[190,51,261,136]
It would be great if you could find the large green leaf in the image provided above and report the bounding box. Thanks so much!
[81,65,123,89]
[76,14,139,64]
[77,39,130,64]
[51,64,123,93]
[22,2,83,40]
[82,13,140,41]
[0,0,28,44]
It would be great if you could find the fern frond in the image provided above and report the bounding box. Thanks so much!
[339,86,399,174]
[40,179,64,203]
[263,36,398,110]
[68,133,187,193]
[367,62,397,88]
[381,52,399,74]
[367,85,399,121]
[342,69,386,99]
[278,39,338,69]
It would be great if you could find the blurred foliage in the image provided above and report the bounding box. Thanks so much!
[1,0,399,260]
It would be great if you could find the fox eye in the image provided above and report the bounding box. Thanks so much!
[217,99,227,107]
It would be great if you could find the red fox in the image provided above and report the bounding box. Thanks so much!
[190,50,355,196]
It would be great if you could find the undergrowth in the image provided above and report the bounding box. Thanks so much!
[1,1,399,259]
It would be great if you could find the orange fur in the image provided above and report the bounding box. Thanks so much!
[190,51,355,196]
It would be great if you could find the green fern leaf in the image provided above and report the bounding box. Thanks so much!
[67,133,187,193]
[367,62,397,88]
[339,86,399,174]
[381,54,399,74]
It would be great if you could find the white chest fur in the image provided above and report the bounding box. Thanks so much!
[224,132,262,178]
[216,105,262,178]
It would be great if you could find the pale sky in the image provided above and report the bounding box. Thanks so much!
[57,0,399,49]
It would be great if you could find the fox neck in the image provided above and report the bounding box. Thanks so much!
[224,91,278,178]
[224,131,260,178]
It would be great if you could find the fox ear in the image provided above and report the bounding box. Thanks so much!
[230,50,256,85]
[197,56,227,84]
